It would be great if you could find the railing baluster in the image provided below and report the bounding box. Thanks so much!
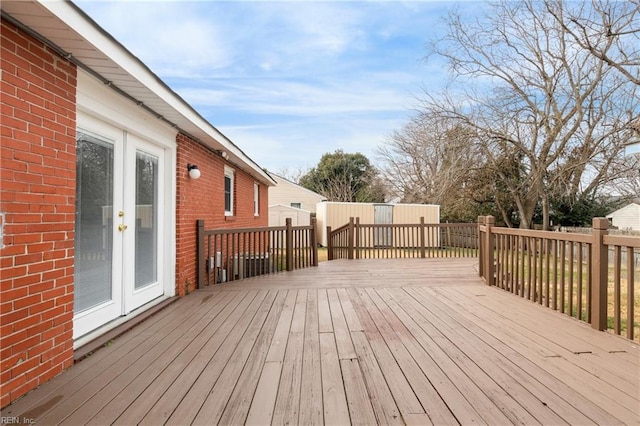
[560,240,565,313]
[586,243,592,324]
[568,241,574,318]
[577,243,583,321]
[545,239,551,307]
[614,246,621,335]
[511,234,516,294]
[626,246,634,340]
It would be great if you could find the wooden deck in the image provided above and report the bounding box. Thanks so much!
[2,259,639,425]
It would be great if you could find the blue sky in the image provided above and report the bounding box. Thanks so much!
[76,1,461,174]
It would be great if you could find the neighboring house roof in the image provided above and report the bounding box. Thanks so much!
[0,0,275,186]
[270,174,327,200]
[606,201,640,217]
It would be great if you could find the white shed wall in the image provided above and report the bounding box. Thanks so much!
[268,204,311,227]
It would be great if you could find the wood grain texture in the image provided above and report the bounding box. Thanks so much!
[4,259,638,426]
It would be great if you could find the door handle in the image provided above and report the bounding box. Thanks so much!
[118,224,128,232]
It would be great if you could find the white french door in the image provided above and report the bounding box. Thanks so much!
[123,134,164,312]
[74,120,165,338]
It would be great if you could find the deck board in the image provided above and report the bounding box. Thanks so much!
[6,290,211,422]
[2,258,638,425]
[190,290,282,425]
[38,290,230,425]
[155,290,270,425]
[371,288,488,425]
[217,290,287,425]
[434,286,639,421]
[327,288,357,360]
[357,287,457,425]
[442,286,638,396]
[395,286,558,425]
[319,333,350,425]
[379,287,514,425]
[406,287,578,425]
[339,357,378,425]
[347,288,426,417]
[272,331,304,426]
[86,291,243,425]
[409,286,628,425]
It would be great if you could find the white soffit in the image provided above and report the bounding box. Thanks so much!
[1,0,275,185]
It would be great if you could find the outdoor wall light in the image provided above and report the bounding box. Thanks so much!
[187,164,201,179]
[217,150,229,160]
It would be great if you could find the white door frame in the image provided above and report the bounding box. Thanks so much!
[74,71,176,340]
[73,119,124,339]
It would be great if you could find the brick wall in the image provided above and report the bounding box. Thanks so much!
[175,134,269,295]
[0,18,77,407]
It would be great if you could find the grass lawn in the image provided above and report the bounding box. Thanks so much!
[318,247,328,262]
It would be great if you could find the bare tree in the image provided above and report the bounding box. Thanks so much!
[272,167,309,184]
[378,113,483,213]
[601,121,640,196]
[422,0,639,228]
[546,0,640,86]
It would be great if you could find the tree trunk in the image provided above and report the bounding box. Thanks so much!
[542,195,550,231]
[518,195,538,229]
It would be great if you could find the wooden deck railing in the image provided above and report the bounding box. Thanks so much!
[479,216,640,341]
[197,218,318,287]
[327,217,478,260]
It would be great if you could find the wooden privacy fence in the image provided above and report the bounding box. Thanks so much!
[479,216,640,341]
[327,217,478,260]
[197,218,318,287]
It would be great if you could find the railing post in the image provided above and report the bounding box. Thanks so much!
[348,217,355,260]
[197,219,205,289]
[327,226,333,260]
[478,216,485,279]
[419,217,426,258]
[590,217,609,331]
[286,217,293,271]
[484,216,495,286]
[310,217,318,267]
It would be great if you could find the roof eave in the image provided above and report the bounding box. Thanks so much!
[1,0,275,186]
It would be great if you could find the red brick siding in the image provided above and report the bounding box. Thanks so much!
[0,18,77,408]
[175,134,269,295]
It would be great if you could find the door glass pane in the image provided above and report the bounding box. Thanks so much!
[75,133,114,312]
[135,151,158,288]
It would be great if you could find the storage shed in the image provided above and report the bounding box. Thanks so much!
[316,202,440,246]
[268,204,312,227]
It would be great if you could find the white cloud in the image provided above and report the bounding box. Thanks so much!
[220,115,405,171]
[78,2,234,77]
[178,74,416,117]
[76,0,457,170]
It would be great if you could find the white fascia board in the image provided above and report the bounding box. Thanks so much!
[39,1,274,185]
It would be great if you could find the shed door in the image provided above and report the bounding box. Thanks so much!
[374,205,393,247]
